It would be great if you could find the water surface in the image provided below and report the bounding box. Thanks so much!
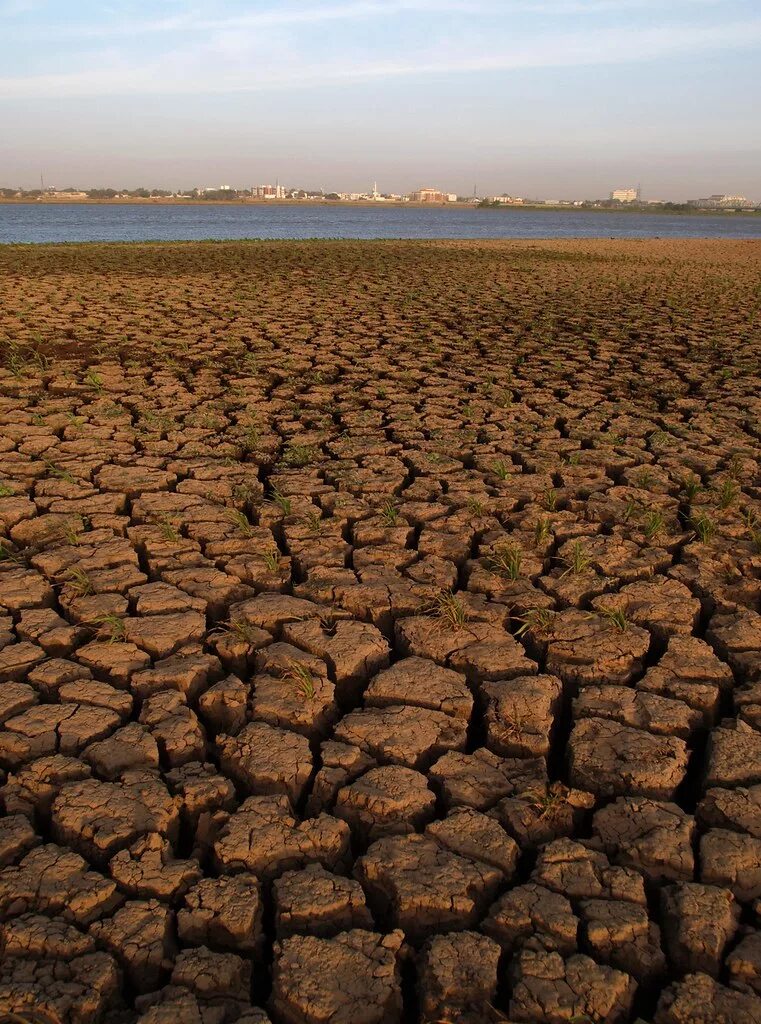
[1,202,760,244]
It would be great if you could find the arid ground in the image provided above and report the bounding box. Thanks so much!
[0,239,759,1023]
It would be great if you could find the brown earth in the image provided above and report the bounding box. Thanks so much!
[0,238,760,1022]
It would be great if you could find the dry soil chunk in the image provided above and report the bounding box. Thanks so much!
[273,862,373,938]
[0,701,120,766]
[334,705,466,770]
[139,690,207,768]
[426,807,519,878]
[217,720,312,804]
[170,945,252,1003]
[51,771,179,865]
[579,897,665,982]
[199,673,249,735]
[0,911,96,960]
[705,720,761,790]
[700,828,761,902]
[229,592,322,635]
[82,724,160,778]
[0,641,46,683]
[125,610,207,659]
[282,617,390,703]
[178,873,263,953]
[0,753,92,819]
[698,785,761,839]
[109,831,202,901]
[250,669,337,740]
[655,972,761,1024]
[491,783,596,852]
[307,739,377,815]
[354,833,501,942]
[544,609,650,688]
[0,951,121,1024]
[531,838,646,904]
[592,577,700,642]
[592,797,696,883]
[0,566,54,612]
[270,929,403,1024]
[568,718,688,799]
[334,765,436,842]
[660,882,740,976]
[75,639,151,685]
[637,635,734,720]
[131,649,221,701]
[364,656,473,721]
[727,931,761,996]
[0,680,37,725]
[417,931,501,1024]
[396,615,536,683]
[213,794,351,879]
[482,882,578,955]
[707,609,761,682]
[166,759,237,827]
[90,897,175,992]
[0,843,120,925]
[430,748,547,811]
[508,948,636,1024]
[482,673,562,758]
[0,813,40,866]
[573,684,701,739]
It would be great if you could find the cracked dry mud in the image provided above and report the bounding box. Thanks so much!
[0,238,759,1024]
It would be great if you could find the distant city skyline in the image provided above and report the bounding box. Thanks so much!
[1,1,760,200]
[3,181,757,207]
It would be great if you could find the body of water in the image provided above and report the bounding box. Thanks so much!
[1,202,760,244]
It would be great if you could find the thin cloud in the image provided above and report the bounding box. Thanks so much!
[1,16,759,99]
[5,0,731,38]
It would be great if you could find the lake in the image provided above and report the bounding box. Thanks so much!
[1,202,760,244]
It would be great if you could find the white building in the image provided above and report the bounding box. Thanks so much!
[253,184,286,199]
[610,187,641,203]
[688,194,754,209]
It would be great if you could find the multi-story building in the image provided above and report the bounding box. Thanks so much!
[253,184,286,199]
[408,187,449,203]
[610,187,640,203]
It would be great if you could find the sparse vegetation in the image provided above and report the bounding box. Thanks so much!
[0,238,757,1011]
[431,590,468,629]
[488,542,522,580]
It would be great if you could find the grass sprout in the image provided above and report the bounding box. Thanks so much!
[642,509,665,539]
[284,661,317,700]
[691,511,716,544]
[534,517,551,545]
[227,508,255,536]
[560,541,591,576]
[155,513,181,542]
[431,591,468,629]
[215,618,263,647]
[595,606,629,631]
[379,499,399,526]
[514,607,555,637]
[263,549,281,572]
[266,488,292,516]
[488,543,522,581]
[91,613,126,642]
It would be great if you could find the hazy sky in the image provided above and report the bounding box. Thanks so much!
[2,0,760,199]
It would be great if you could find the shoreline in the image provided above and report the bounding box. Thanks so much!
[0,197,758,217]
